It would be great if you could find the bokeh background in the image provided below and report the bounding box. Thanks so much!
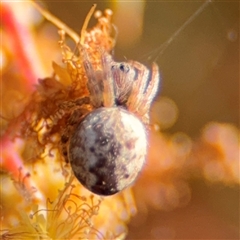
[1,1,239,239]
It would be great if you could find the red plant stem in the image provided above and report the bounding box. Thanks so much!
[1,2,36,171]
[1,2,40,91]
[0,135,23,174]
[1,3,44,201]
[0,135,43,202]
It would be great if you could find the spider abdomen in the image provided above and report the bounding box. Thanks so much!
[69,107,147,195]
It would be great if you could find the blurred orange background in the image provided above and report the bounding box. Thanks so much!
[1,1,239,239]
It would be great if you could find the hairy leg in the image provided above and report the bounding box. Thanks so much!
[127,61,149,112]
[101,52,115,107]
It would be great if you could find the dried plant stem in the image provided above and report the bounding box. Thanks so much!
[31,2,97,45]
[31,1,80,43]
[80,4,96,44]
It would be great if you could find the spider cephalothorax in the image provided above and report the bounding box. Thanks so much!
[64,46,160,195]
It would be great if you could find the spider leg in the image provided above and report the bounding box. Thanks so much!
[79,45,103,107]
[49,96,90,127]
[58,96,90,109]
[127,62,159,124]
[127,61,150,111]
[101,51,115,107]
[138,63,160,116]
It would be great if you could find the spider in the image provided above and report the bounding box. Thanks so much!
[31,3,160,196]
[57,46,160,196]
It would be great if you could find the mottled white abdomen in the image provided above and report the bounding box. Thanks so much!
[69,107,147,195]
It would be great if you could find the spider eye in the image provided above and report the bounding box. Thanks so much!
[119,63,129,73]
[68,107,147,196]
